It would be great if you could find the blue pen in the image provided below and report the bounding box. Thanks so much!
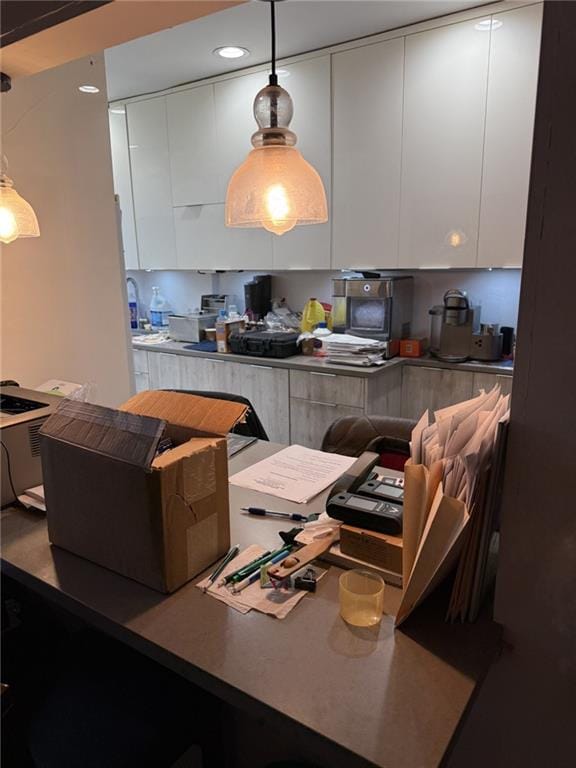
[232,548,291,593]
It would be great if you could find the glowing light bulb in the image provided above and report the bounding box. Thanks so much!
[262,183,294,235]
[0,206,18,244]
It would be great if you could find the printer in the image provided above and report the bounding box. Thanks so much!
[0,385,60,507]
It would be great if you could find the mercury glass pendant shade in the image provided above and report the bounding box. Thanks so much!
[0,172,40,245]
[226,82,328,236]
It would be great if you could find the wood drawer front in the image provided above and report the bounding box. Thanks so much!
[290,398,363,450]
[133,349,149,374]
[400,366,474,421]
[289,370,365,407]
[472,371,513,397]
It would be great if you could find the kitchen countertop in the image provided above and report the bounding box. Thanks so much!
[133,338,514,378]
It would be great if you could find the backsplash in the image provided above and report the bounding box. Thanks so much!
[126,268,522,337]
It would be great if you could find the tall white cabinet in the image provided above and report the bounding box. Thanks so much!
[477,5,543,267]
[108,109,139,270]
[399,20,490,269]
[332,38,404,270]
[126,97,177,269]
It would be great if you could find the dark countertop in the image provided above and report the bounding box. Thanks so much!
[1,441,501,768]
[133,339,514,379]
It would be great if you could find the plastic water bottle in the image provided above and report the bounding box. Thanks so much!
[149,286,170,329]
[127,279,138,330]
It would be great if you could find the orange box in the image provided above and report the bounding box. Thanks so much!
[400,338,427,358]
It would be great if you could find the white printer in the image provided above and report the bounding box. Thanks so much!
[0,385,60,507]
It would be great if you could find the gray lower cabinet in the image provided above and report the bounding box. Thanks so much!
[472,371,513,397]
[290,399,363,449]
[147,352,182,390]
[400,366,475,421]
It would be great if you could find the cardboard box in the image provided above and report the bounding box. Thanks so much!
[399,338,428,357]
[216,319,245,353]
[40,391,247,593]
[340,525,403,576]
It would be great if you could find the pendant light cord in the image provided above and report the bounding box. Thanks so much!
[269,0,277,86]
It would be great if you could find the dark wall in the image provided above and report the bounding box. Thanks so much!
[448,2,576,765]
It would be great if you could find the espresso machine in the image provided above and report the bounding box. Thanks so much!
[429,289,479,362]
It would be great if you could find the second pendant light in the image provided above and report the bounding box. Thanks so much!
[225,1,328,236]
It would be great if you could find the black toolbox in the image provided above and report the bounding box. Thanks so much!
[228,331,300,359]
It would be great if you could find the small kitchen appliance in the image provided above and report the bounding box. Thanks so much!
[331,276,413,358]
[470,323,503,362]
[429,289,479,363]
[168,312,218,343]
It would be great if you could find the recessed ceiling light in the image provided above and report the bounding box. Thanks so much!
[109,106,126,115]
[474,18,502,31]
[78,84,100,93]
[213,46,250,59]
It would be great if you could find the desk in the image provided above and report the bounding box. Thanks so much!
[1,440,501,768]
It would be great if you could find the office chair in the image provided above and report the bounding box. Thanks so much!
[164,390,269,441]
[321,414,417,471]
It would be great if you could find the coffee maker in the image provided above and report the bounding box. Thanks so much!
[429,289,479,363]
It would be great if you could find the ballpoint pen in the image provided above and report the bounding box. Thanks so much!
[232,547,292,593]
[203,544,240,593]
[241,506,312,523]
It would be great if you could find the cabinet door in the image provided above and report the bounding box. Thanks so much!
[332,38,404,269]
[214,69,269,198]
[399,21,490,268]
[472,371,513,397]
[174,204,272,270]
[109,109,139,269]
[271,56,332,269]
[233,364,289,444]
[290,399,363,450]
[134,372,150,393]
[290,370,365,408]
[132,349,149,374]
[477,5,542,267]
[167,85,222,206]
[148,352,181,389]
[400,366,474,421]
[127,97,177,269]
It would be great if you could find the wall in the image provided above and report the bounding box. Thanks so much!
[0,54,133,407]
[127,268,522,336]
[448,3,576,765]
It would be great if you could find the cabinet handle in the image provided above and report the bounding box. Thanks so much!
[309,400,337,407]
[249,364,273,370]
[207,358,226,363]
[310,372,336,378]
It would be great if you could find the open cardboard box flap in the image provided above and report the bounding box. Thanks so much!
[120,390,248,437]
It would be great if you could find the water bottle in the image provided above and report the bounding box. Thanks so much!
[127,279,138,330]
[149,286,170,329]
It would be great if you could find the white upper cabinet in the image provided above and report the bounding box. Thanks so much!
[477,5,543,268]
[332,38,404,270]
[108,109,139,270]
[270,56,332,269]
[166,84,223,207]
[214,69,269,199]
[399,20,490,268]
[174,204,272,270]
[126,97,177,269]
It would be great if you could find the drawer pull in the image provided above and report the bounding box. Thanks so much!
[309,400,337,407]
[207,358,226,363]
[249,364,273,370]
[310,372,336,378]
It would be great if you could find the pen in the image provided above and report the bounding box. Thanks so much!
[232,548,292,593]
[204,544,240,593]
[241,506,311,523]
[219,549,272,586]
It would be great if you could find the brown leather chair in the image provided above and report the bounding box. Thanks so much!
[321,414,417,470]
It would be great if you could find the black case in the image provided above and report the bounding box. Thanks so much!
[228,331,300,359]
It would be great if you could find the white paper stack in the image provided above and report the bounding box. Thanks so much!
[323,333,389,367]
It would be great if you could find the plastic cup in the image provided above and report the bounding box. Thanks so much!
[339,569,385,627]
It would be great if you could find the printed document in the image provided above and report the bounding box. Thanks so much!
[229,444,356,503]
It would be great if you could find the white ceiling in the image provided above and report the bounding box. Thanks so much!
[105,0,495,101]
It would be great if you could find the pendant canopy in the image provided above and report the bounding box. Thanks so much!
[225,1,327,236]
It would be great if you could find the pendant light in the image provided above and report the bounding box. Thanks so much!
[225,0,327,236]
[0,158,40,246]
